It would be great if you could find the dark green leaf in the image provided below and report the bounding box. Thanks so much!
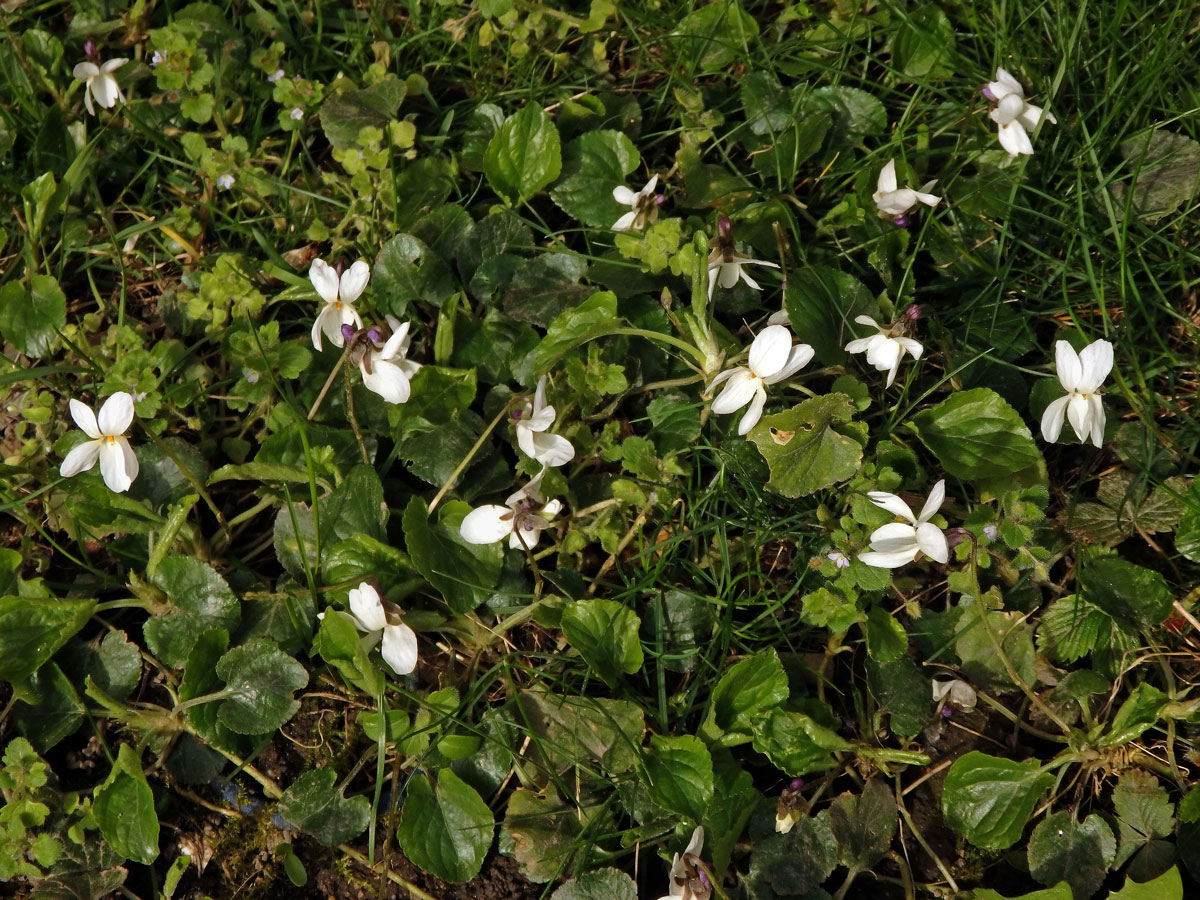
[808,86,887,148]
[829,779,897,872]
[1113,770,1175,868]
[550,130,639,227]
[751,709,849,777]
[403,497,503,613]
[373,233,457,315]
[484,105,562,206]
[178,629,240,752]
[745,810,838,899]
[748,395,865,499]
[313,610,385,696]
[913,388,1043,482]
[0,274,66,358]
[644,734,713,823]
[1037,594,1114,664]
[701,649,789,746]
[0,595,95,683]
[1028,811,1115,899]
[145,557,240,668]
[972,886,1073,900]
[783,267,875,365]
[1101,683,1168,747]
[866,655,931,737]
[499,786,581,883]
[215,640,308,734]
[1110,130,1200,222]
[277,769,371,847]
[319,464,387,545]
[318,77,406,150]
[863,606,908,662]
[30,837,127,900]
[502,252,591,327]
[397,769,495,883]
[741,72,792,135]
[550,867,636,900]
[14,662,83,753]
[942,751,1054,849]
[533,291,622,374]
[892,5,956,79]
[517,690,644,775]
[670,0,760,72]
[955,604,1037,692]
[1083,556,1173,630]
[93,744,159,865]
[561,597,644,687]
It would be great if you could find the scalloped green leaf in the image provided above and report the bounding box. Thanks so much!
[748,394,865,499]
[942,751,1054,849]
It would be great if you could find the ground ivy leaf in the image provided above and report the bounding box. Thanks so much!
[0,595,95,683]
[484,105,562,207]
[397,769,494,883]
[561,597,644,688]
[550,130,640,228]
[550,867,636,900]
[215,640,308,735]
[402,497,503,613]
[808,86,887,148]
[751,709,849,778]
[373,233,457,314]
[942,751,1054,849]
[830,779,897,873]
[145,557,240,668]
[93,744,160,865]
[746,809,838,899]
[277,769,370,847]
[644,734,713,823]
[534,291,622,374]
[701,648,789,746]
[748,394,864,499]
[913,388,1043,482]
[1028,811,1115,899]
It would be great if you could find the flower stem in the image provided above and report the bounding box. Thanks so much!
[612,327,708,366]
[427,398,518,515]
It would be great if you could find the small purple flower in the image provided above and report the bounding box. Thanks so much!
[243,368,260,384]
[654,193,666,206]
[83,39,97,60]
[340,323,357,342]
[268,68,285,83]
[941,704,954,718]
[789,778,805,792]
[983,524,999,540]
[893,214,909,227]
[512,408,523,420]
[216,173,235,190]
[698,870,712,891]
[903,304,923,322]
[150,50,165,67]
[826,551,851,569]
[290,107,304,120]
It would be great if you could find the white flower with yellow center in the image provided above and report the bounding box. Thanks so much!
[859,480,949,569]
[346,582,418,676]
[73,57,128,116]
[1040,339,1112,448]
[59,392,139,493]
[310,258,367,351]
[709,325,813,435]
[984,67,1056,157]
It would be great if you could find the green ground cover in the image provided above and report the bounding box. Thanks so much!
[1,1,1200,899]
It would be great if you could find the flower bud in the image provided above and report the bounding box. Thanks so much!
[340,323,356,342]
[366,328,382,344]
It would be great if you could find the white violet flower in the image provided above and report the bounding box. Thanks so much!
[346,582,418,675]
[873,159,940,224]
[709,325,814,435]
[932,677,978,711]
[656,826,710,900]
[707,218,780,300]
[859,480,949,569]
[611,174,661,232]
[1040,339,1113,448]
[73,57,129,116]
[357,316,421,404]
[459,471,563,551]
[515,376,574,468]
[983,67,1056,157]
[59,392,140,493]
[844,308,923,388]
[310,258,367,351]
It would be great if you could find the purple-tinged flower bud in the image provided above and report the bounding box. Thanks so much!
[893,214,909,228]
[698,870,711,891]
[524,523,534,531]
[904,304,923,322]
[340,324,356,342]
[945,527,970,550]
[981,85,997,102]
[512,408,523,420]
[941,704,954,718]
[654,193,666,206]
[789,778,805,792]
[718,217,733,240]
[366,328,382,344]
[84,39,97,60]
